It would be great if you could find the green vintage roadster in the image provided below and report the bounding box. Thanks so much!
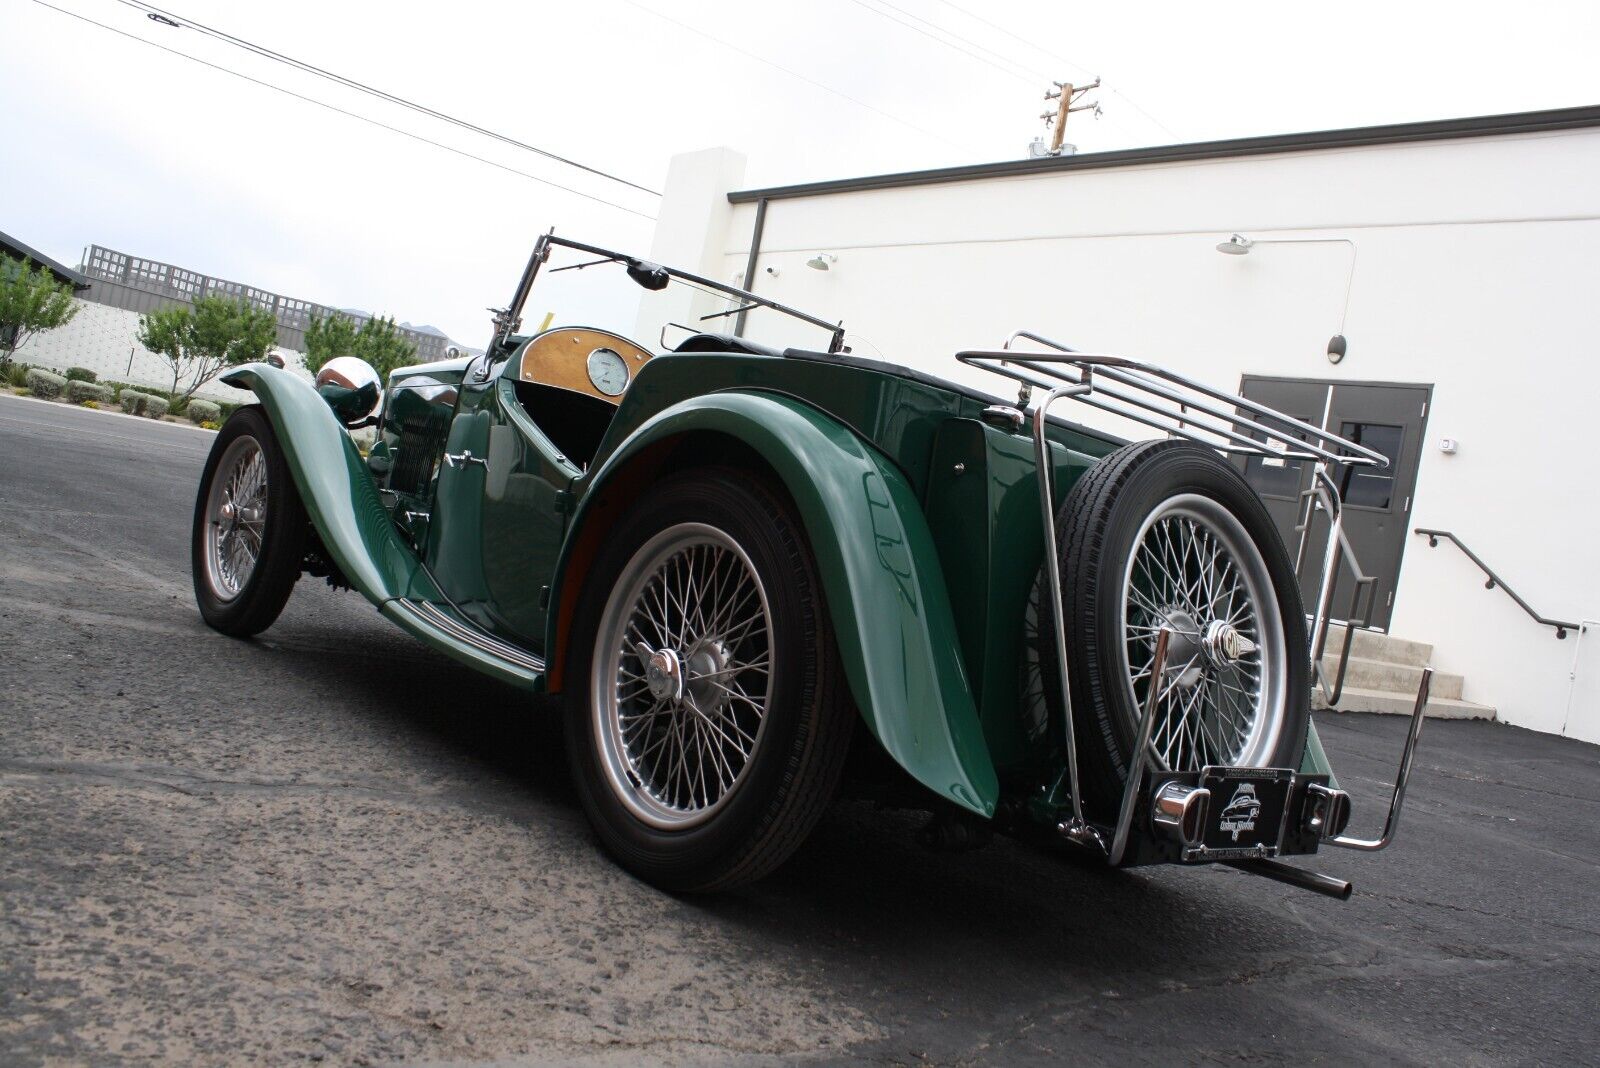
[197,233,1429,897]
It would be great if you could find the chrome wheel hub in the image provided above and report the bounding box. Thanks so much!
[644,648,683,702]
[1203,618,1258,668]
[593,524,774,830]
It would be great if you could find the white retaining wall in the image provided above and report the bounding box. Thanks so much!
[15,300,312,401]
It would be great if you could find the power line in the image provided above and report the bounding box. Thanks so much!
[925,0,1186,142]
[840,0,1040,86]
[925,0,1097,80]
[25,0,657,219]
[617,0,979,153]
[110,0,659,196]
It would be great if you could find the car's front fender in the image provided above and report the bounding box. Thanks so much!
[546,389,999,817]
[219,363,426,605]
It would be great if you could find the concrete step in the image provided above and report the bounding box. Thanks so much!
[1320,623,1432,668]
[1314,685,1496,721]
[1317,655,1465,700]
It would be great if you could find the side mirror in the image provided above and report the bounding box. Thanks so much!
[315,356,382,428]
[626,260,671,291]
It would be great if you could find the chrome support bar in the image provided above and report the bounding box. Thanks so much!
[1327,668,1431,851]
[1306,467,1344,699]
[1108,626,1174,866]
[1036,382,1101,853]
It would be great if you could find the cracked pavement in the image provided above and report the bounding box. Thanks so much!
[2,393,1597,1066]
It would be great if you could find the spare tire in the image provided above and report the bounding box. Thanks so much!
[1031,439,1309,819]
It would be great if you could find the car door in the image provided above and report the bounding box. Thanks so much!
[425,361,575,652]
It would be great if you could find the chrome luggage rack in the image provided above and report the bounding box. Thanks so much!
[955,330,1428,895]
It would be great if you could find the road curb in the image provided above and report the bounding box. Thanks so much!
[0,390,219,433]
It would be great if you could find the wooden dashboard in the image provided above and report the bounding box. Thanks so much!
[516,327,653,404]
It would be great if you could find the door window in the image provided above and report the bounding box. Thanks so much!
[1336,422,1403,509]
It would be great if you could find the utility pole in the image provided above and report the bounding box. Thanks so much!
[1040,77,1102,155]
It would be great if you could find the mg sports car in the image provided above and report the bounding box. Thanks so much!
[196,233,1429,898]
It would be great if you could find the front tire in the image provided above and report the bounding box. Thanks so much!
[192,407,307,637]
[564,467,852,892]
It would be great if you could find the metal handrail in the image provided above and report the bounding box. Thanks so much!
[1414,528,1579,639]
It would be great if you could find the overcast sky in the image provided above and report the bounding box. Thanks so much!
[3,0,1596,345]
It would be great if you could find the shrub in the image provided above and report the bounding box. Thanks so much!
[119,390,149,415]
[64,380,114,405]
[83,400,100,409]
[23,368,65,399]
[186,399,221,424]
[65,367,97,383]
[4,362,30,388]
[143,394,170,419]
[200,420,221,431]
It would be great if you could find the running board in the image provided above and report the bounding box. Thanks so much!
[383,597,546,690]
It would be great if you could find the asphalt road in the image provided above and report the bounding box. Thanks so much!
[2,392,1597,1067]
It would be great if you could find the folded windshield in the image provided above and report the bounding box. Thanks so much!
[496,233,845,356]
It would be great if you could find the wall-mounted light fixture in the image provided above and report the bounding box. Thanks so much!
[1216,233,1357,364]
[806,253,837,271]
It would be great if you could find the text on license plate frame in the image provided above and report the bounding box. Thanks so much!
[1198,766,1295,858]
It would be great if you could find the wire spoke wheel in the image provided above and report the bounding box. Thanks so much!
[1029,440,1308,815]
[202,434,268,602]
[592,522,774,830]
[1121,493,1287,770]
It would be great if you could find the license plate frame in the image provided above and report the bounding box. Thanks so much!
[1190,766,1295,861]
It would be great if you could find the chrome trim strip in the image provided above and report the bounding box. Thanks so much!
[396,598,547,673]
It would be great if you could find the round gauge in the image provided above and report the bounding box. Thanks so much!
[586,347,630,397]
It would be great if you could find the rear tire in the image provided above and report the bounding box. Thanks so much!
[1033,440,1309,817]
[564,467,852,892]
[192,407,307,637]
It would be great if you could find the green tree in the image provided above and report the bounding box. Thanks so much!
[351,315,416,379]
[303,311,416,379]
[137,295,278,405]
[0,254,81,365]
[302,312,359,375]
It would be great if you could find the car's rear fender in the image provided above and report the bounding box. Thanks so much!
[219,363,432,605]
[546,389,1000,817]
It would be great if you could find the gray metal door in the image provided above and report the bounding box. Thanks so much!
[1236,377,1431,631]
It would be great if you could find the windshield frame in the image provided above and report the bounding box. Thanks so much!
[494,231,845,356]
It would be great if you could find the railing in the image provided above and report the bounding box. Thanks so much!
[1413,528,1579,639]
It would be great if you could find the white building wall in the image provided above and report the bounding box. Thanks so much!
[654,128,1600,742]
[17,299,311,402]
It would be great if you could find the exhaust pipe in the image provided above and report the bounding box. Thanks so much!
[1226,857,1353,900]
[1151,781,1210,848]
